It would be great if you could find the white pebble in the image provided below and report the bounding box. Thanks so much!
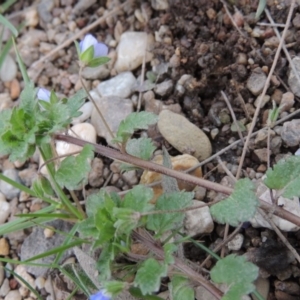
[184,200,214,236]
[4,290,21,300]
[227,233,244,251]
[71,102,93,125]
[14,265,35,289]
[0,195,10,225]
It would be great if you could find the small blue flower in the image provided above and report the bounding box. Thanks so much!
[79,34,108,58]
[37,88,51,102]
[89,289,111,300]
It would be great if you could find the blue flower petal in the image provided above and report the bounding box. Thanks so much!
[37,88,51,102]
[80,34,98,53]
[93,42,108,57]
[89,290,111,300]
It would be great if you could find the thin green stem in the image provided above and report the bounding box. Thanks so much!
[79,66,115,141]
[39,144,84,220]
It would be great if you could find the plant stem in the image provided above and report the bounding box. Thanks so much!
[54,133,300,228]
[132,229,224,299]
[79,66,115,141]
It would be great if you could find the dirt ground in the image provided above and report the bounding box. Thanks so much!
[2,0,300,299]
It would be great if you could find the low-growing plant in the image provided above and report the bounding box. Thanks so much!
[1,27,300,300]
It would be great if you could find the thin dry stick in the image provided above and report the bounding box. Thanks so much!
[137,36,147,112]
[258,208,300,264]
[265,8,300,87]
[187,107,300,173]
[54,133,300,227]
[30,0,133,69]
[257,22,286,27]
[221,90,244,144]
[236,0,296,180]
[78,67,116,142]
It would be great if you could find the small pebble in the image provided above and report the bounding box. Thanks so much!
[9,79,20,100]
[4,290,21,300]
[0,238,9,256]
[227,233,244,251]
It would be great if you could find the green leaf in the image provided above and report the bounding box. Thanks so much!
[134,258,167,295]
[163,243,177,265]
[97,244,114,280]
[210,178,258,227]
[79,45,94,64]
[255,0,266,19]
[19,82,37,113]
[129,287,165,300]
[103,281,126,296]
[169,275,194,300]
[126,137,156,160]
[55,144,94,190]
[264,155,300,199]
[210,254,259,300]
[147,191,193,237]
[113,112,158,144]
[113,207,139,235]
[122,185,154,213]
[32,176,55,199]
[87,56,111,67]
[66,89,87,119]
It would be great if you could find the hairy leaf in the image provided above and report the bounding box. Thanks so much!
[134,258,167,295]
[211,255,259,300]
[122,185,154,213]
[55,144,94,190]
[210,178,258,226]
[126,137,156,160]
[169,275,194,300]
[113,112,158,144]
[264,155,300,199]
[147,191,193,237]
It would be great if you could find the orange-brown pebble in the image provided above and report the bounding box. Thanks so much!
[10,79,21,100]
[140,154,202,203]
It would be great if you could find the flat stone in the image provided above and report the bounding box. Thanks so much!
[82,65,110,80]
[151,0,169,10]
[96,72,136,98]
[158,110,212,161]
[14,265,35,288]
[90,92,133,146]
[21,220,73,277]
[254,148,269,163]
[281,119,300,147]
[185,200,214,236]
[115,32,154,73]
[88,158,104,187]
[247,67,267,96]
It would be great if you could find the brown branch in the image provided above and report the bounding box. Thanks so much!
[54,133,300,227]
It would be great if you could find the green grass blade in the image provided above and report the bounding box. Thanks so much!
[0,0,18,13]
[0,205,56,235]
[13,38,30,84]
[16,213,73,219]
[23,240,84,262]
[0,14,18,36]
[0,172,58,206]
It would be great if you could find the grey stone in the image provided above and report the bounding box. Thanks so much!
[288,57,300,97]
[82,65,110,80]
[4,290,21,300]
[227,233,244,251]
[0,169,20,200]
[247,67,267,96]
[20,220,73,277]
[0,54,17,82]
[90,91,133,146]
[151,0,169,10]
[154,80,173,96]
[158,110,212,161]
[281,119,300,147]
[96,72,136,98]
[0,262,4,286]
[0,278,10,297]
[88,158,104,187]
[37,0,54,23]
[18,167,38,187]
